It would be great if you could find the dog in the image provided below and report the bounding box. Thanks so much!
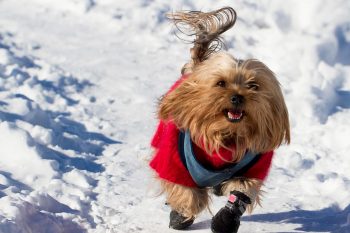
[149,7,290,233]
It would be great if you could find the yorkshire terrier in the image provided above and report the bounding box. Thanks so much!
[149,7,290,233]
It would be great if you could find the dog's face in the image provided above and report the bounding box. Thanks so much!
[159,52,290,160]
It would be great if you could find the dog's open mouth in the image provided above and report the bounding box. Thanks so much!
[224,109,244,123]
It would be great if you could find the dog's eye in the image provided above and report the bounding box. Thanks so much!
[216,80,226,87]
[247,82,259,90]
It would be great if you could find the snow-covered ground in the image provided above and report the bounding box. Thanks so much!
[0,0,349,232]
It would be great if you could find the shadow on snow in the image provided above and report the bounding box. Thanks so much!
[242,204,350,233]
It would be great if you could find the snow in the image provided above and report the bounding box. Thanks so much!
[0,0,349,232]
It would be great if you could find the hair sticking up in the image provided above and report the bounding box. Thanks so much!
[167,7,237,74]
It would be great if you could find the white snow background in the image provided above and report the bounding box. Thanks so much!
[0,0,349,232]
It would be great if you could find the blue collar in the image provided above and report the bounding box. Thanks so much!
[178,130,261,187]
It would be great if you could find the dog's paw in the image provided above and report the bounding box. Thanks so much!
[211,191,251,233]
[169,210,195,230]
[211,207,240,233]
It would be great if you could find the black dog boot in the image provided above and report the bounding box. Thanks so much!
[169,210,195,230]
[211,191,251,233]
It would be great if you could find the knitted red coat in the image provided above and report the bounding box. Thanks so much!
[149,76,274,187]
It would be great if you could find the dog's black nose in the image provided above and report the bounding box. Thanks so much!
[231,95,244,105]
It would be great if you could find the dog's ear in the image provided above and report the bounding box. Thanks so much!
[243,59,291,150]
[278,88,291,145]
[167,7,237,74]
[158,78,196,125]
[262,65,290,148]
[269,86,291,147]
[158,93,173,121]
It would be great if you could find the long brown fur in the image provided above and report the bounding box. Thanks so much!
[160,180,210,218]
[153,6,290,220]
[159,52,290,162]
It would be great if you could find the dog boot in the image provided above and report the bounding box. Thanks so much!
[169,210,195,230]
[211,191,251,233]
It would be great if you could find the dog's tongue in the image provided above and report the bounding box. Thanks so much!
[228,110,243,120]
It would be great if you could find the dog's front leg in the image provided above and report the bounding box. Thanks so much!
[211,178,262,233]
[160,180,209,230]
